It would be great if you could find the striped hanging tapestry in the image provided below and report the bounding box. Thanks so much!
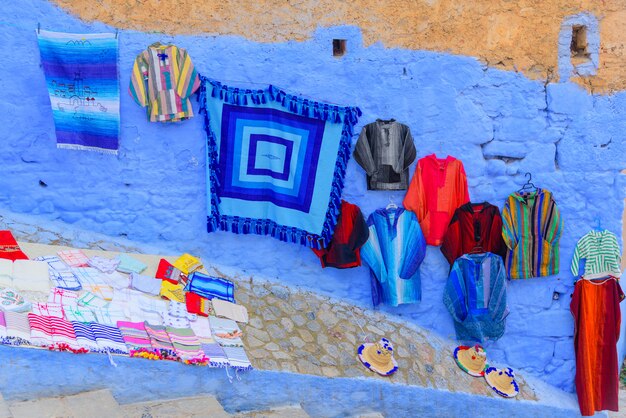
[198,77,361,249]
[37,30,119,154]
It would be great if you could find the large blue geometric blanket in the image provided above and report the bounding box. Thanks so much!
[199,77,360,249]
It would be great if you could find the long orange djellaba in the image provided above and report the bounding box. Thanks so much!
[570,277,624,416]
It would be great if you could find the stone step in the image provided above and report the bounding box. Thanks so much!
[356,414,385,418]
[8,389,121,418]
[0,394,12,418]
[234,405,310,418]
[120,395,230,418]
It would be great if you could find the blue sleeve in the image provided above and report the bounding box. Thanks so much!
[399,212,426,279]
[443,261,468,322]
[360,219,387,283]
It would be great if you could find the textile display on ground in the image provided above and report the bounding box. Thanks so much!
[0,242,253,371]
[37,30,120,154]
[198,76,361,249]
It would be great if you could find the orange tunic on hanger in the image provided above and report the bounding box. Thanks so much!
[403,155,469,246]
[570,277,623,416]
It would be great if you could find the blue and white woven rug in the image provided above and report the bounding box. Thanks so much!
[37,30,119,154]
[199,77,360,249]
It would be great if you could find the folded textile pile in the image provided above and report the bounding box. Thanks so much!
[5,311,31,346]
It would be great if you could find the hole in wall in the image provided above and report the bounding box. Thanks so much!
[570,25,591,64]
[332,39,347,57]
[39,180,48,187]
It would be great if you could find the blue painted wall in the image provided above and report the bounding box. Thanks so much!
[1,0,625,393]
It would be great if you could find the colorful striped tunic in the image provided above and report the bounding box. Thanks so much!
[129,43,200,122]
[443,252,508,342]
[571,230,622,280]
[502,189,563,279]
[360,207,426,307]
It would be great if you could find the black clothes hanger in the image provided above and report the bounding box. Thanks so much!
[517,172,537,193]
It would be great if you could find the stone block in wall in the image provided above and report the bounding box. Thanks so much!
[494,116,548,143]
[546,83,592,117]
[501,335,554,371]
[524,309,574,338]
[518,143,556,174]
[554,338,575,361]
[508,280,556,309]
[482,141,529,159]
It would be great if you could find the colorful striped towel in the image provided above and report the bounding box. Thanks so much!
[50,317,80,350]
[165,326,207,363]
[186,272,235,303]
[90,323,129,355]
[145,322,177,359]
[0,311,7,341]
[28,313,54,347]
[212,299,249,324]
[87,256,120,274]
[57,250,90,268]
[72,321,100,352]
[5,311,31,345]
[117,320,156,357]
[73,267,114,300]
[223,346,253,370]
[116,254,147,274]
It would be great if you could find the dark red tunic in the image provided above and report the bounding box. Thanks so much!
[312,201,369,269]
[440,202,506,265]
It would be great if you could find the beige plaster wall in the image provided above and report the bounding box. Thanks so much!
[51,0,626,93]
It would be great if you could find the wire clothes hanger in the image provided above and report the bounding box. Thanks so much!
[593,217,603,232]
[386,195,398,210]
[517,172,537,193]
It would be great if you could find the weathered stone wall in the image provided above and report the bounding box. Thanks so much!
[50,0,626,92]
[1,0,625,393]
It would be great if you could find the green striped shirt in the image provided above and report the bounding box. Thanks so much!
[571,230,622,279]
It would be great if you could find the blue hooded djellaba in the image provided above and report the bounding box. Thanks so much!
[360,207,426,307]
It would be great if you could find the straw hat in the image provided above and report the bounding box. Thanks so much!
[484,366,519,398]
[454,345,487,377]
[357,338,398,376]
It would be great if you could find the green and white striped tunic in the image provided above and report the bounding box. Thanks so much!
[571,230,622,280]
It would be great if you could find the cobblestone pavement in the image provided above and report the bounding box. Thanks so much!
[1,213,537,402]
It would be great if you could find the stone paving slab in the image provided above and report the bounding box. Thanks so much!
[0,394,11,418]
[9,389,121,418]
[121,395,230,418]
[234,405,310,418]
